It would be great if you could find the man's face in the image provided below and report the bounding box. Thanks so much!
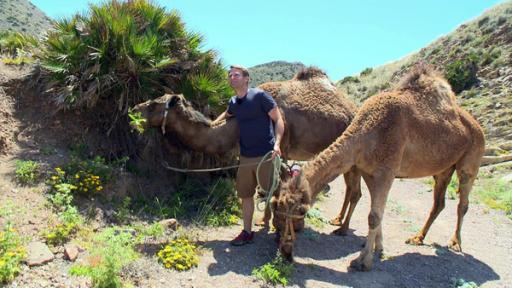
[228,68,249,89]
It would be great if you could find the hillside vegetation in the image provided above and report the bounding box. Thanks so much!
[0,0,51,36]
[336,1,512,149]
[248,61,305,86]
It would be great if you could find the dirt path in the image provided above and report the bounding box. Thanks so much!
[3,164,511,287]
[125,175,509,288]
[1,64,511,288]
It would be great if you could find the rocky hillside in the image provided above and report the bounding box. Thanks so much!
[248,61,305,86]
[0,0,51,36]
[336,1,512,150]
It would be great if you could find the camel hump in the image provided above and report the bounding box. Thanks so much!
[293,66,328,81]
[396,63,448,90]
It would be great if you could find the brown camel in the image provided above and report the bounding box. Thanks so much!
[133,67,363,230]
[272,65,485,271]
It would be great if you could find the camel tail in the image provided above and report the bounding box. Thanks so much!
[480,154,512,166]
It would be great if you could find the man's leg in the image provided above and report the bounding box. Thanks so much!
[242,196,254,233]
[231,156,256,246]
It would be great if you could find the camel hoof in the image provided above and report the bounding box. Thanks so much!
[329,217,343,226]
[448,240,462,252]
[332,227,348,236]
[349,259,372,272]
[405,235,424,246]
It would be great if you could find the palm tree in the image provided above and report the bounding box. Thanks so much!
[40,0,233,157]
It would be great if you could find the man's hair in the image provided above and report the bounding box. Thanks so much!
[230,65,250,77]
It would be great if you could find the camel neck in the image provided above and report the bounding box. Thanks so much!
[304,135,357,198]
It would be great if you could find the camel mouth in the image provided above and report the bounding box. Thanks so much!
[279,243,294,262]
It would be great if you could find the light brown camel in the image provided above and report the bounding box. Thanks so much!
[132,67,362,230]
[272,65,485,271]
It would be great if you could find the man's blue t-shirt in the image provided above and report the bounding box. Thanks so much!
[227,88,277,157]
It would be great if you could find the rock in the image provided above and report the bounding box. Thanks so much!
[94,208,104,222]
[501,174,512,184]
[64,243,79,262]
[26,241,54,267]
[105,209,115,218]
[499,142,512,151]
[485,146,507,156]
[159,218,179,231]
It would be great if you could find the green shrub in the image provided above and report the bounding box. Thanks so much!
[14,160,40,185]
[45,222,78,246]
[141,222,165,238]
[305,206,328,228]
[69,228,138,288]
[48,156,111,197]
[133,178,241,226]
[45,167,85,245]
[40,0,232,120]
[157,237,199,271]
[477,16,489,27]
[451,278,478,288]
[0,31,38,57]
[444,53,479,94]
[473,180,511,219]
[252,255,294,286]
[360,67,373,76]
[1,56,33,65]
[113,197,132,224]
[447,175,459,200]
[480,48,501,66]
[339,76,360,85]
[0,223,26,283]
[194,179,241,227]
[128,108,147,134]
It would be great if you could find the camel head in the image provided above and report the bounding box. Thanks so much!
[131,93,212,135]
[272,171,311,261]
[131,94,183,130]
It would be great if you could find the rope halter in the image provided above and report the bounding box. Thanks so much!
[161,99,171,135]
[274,204,305,244]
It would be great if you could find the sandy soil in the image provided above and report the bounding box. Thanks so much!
[1,63,511,288]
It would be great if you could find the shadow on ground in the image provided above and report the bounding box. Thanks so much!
[206,227,499,288]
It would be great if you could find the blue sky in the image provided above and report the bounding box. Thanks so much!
[31,0,506,80]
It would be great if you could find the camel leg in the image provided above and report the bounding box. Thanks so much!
[329,179,350,226]
[332,167,362,236]
[350,170,394,271]
[406,166,455,246]
[448,169,476,252]
[374,224,383,253]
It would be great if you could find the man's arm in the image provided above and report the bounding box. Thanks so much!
[268,106,284,157]
[214,110,233,123]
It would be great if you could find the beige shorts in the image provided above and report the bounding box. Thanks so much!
[236,155,274,199]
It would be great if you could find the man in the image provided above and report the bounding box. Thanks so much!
[215,65,285,246]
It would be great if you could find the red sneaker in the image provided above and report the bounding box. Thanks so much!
[230,230,254,246]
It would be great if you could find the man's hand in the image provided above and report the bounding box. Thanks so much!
[268,107,284,160]
[272,143,282,159]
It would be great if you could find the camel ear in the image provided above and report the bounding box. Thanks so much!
[280,165,291,181]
